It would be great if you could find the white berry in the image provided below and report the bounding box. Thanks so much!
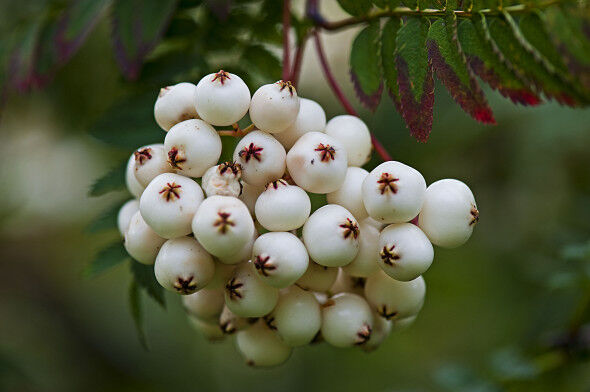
[249,81,300,133]
[125,151,145,198]
[154,82,199,131]
[219,305,252,334]
[286,131,348,194]
[164,119,222,178]
[233,130,286,186]
[224,262,279,317]
[392,315,417,332]
[194,70,251,126]
[132,144,174,187]
[217,229,257,265]
[117,199,139,237]
[239,182,264,215]
[274,97,326,149]
[295,261,338,292]
[236,320,292,367]
[320,293,374,348]
[182,287,225,320]
[418,179,479,248]
[364,270,426,320]
[139,173,204,239]
[255,180,311,231]
[343,219,381,277]
[330,269,366,296]
[325,115,372,167]
[326,166,369,220]
[205,261,237,290]
[187,315,225,341]
[362,311,392,352]
[201,162,243,198]
[302,204,360,267]
[362,161,426,223]
[124,211,166,264]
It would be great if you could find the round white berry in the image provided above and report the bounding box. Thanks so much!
[286,131,348,194]
[201,162,243,198]
[330,269,366,296]
[325,115,372,167]
[392,315,417,332]
[117,199,139,237]
[164,119,222,177]
[364,216,384,231]
[125,151,145,198]
[154,237,215,295]
[265,286,321,347]
[418,179,479,248]
[326,166,369,220]
[182,287,225,321]
[362,161,426,223]
[321,293,374,348]
[273,97,326,149]
[362,311,392,352]
[194,70,251,126]
[233,130,286,186]
[343,219,381,278]
[187,315,225,341]
[154,82,199,131]
[219,305,252,334]
[239,182,264,215]
[255,180,311,231]
[302,204,360,267]
[364,270,425,320]
[224,262,279,318]
[139,173,204,239]
[124,211,166,264]
[191,196,254,259]
[132,144,174,187]
[249,81,300,133]
[251,232,309,288]
[378,223,434,281]
[205,261,237,290]
[217,229,257,265]
[295,261,338,292]
[236,320,292,367]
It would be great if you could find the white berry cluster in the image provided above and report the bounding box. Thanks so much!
[117,70,479,367]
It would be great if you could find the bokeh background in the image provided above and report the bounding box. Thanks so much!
[1,1,590,391]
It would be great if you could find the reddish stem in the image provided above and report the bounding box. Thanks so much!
[282,0,291,81]
[290,33,309,87]
[312,31,392,162]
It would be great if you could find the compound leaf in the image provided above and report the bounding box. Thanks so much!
[89,160,127,197]
[350,22,383,111]
[381,17,402,111]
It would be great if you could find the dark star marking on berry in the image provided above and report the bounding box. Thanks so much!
[238,143,264,163]
[339,218,359,240]
[377,172,399,194]
[213,211,235,234]
[276,80,296,96]
[159,182,182,201]
[212,69,231,85]
[354,323,372,345]
[314,143,336,162]
[134,148,152,165]
[469,205,479,226]
[265,179,288,190]
[380,245,401,266]
[225,278,243,300]
[168,147,186,169]
[254,254,276,277]
[173,276,197,294]
[378,305,398,320]
[264,315,277,330]
[219,161,242,177]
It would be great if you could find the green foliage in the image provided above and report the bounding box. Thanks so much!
[86,199,128,233]
[129,280,148,349]
[130,261,166,308]
[381,18,402,109]
[336,0,372,16]
[88,160,127,197]
[85,241,130,278]
[350,22,383,111]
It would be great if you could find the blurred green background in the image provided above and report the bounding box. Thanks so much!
[1,1,590,391]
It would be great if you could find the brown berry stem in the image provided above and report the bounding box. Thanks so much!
[218,123,256,137]
[282,0,291,82]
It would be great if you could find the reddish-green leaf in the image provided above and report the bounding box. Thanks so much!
[427,13,495,124]
[458,16,540,105]
[395,17,434,142]
[111,0,179,80]
[381,17,402,111]
[350,22,383,111]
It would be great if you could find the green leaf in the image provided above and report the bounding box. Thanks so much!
[240,44,281,82]
[7,19,43,92]
[89,160,127,197]
[427,13,495,123]
[86,199,129,233]
[373,0,401,9]
[129,280,148,349]
[85,241,129,278]
[337,0,372,15]
[111,0,179,80]
[130,261,166,308]
[381,17,402,111]
[395,17,434,142]
[519,12,568,75]
[350,22,383,111]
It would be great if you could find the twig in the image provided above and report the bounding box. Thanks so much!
[282,0,291,81]
[218,123,256,137]
[290,32,309,87]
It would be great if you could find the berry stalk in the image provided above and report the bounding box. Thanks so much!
[282,0,291,82]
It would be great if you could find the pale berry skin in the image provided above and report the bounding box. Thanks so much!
[265,286,321,347]
[320,293,374,348]
[124,211,166,265]
[418,179,479,248]
[191,196,255,259]
[117,199,139,237]
[164,119,222,178]
[205,260,237,290]
[295,261,338,292]
[236,320,292,367]
[251,232,309,288]
[187,315,225,341]
[239,182,265,215]
[330,269,366,296]
[364,216,384,231]
[217,229,257,265]
[391,315,417,332]
[378,223,434,282]
[201,162,243,198]
[139,173,204,239]
[154,237,215,295]
[125,150,146,198]
[194,70,251,126]
[326,167,369,220]
[343,219,381,278]
[133,144,174,187]
[362,311,392,352]
[219,305,252,334]
[154,82,199,131]
[364,270,426,321]
[286,131,348,194]
[302,204,360,267]
[255,180,311,231]
[274,97,326,149]
[224,262,279,318]
[182,287,225,321]
[249,81,300,133]
[362,161,427,224]
[325,115,372,167]
[233,131,286,186]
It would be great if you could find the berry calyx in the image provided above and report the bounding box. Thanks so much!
[159,182,182,201]
[277,80,296,95]
[377,172,399,194]
[211,69,231,84]
[314,143,336,161]
[238,143,263,162]
[167,147,186,169]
